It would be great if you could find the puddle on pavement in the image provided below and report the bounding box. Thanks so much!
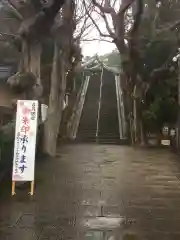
[85,231,139,240]
[83,216,138,240]
[83,216,125,230]
[85,231,115,240]
[83,217,124,240]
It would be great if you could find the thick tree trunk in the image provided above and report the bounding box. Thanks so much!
[19,40,29,72]
[43,44,66,156]
[67,75,90,139]
[133,97,142,144]
[118,59,134,144]
[112,0,144,145]
[19,40,41,80]
[132,79,147,145]
[21,40,42,100]
[29,42,42,85]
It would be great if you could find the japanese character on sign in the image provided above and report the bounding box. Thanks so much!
[31,103,36,120]
[20,135,28,145]
[20,125,30,135]
[22,116,29,125]
[19,164,27,173]
[22,144,27,153]
[20,155,26,164]
[22,107,31,115]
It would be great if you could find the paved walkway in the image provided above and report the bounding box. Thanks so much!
[1,144,180,239]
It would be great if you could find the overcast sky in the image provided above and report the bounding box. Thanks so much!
[81,39,116,56]
[79,0,121,57]
[79,13,116,57]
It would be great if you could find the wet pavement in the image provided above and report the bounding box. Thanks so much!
[1,144,180,239]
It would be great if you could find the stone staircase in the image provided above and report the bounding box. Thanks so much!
[76,73,100,142]
[76,69,127,144]
[98,69,120,144]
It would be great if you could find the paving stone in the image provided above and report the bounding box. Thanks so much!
[0,144,180,239]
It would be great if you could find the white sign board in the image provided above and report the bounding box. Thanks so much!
[161,139,170,146]
[12,100,38,181]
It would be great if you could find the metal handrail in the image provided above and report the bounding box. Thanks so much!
[96,67,104,141]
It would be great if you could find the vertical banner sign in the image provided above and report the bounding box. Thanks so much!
[12,100,38,195]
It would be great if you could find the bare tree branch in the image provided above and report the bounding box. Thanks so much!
[75,3,93,39]
[31,0,43,12]
[19,0,66,40]
[92,0,116,14]
[2,0,23,20]
[119,0,135,13]
[127,0,144,80]
[82,38,112,43]
[0,31,16,37]
[129,0,143,37]
[92,0,117,30]
[100,12,115,38]
[83,0,111,38]
[112,0,117,8]
[157,19,180,34]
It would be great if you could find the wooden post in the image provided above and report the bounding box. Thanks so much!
[30,181,34,196]
[12,181,16,196]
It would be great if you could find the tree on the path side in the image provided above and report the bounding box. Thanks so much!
[0,0,66,153]
[84,0,180,145]
[83,0,144,144]
[43,0,76,156]
[141,0,180,135]
[43,0,94,155]
[0,0,66,100]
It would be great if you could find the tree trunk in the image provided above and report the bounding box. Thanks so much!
[176,59,180,150]
[19,40,29,72]
[43,44,66,156]
[133,78,148,146]
[67,75,90,139]
[18,40,42,100]
[29,42,42,85]
[19,40,41,81]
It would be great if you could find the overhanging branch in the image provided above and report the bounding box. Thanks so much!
[92,0,117,32]
[130,0,143,35]
[19,0,66,40]
[82,38,112,43]
[100,12,115,38]
[157,19,180,34]
[0,32,16,37]
[119,0,135,13]
[92,0,116,14]
[2,0,23,21]
[83,0,111,38]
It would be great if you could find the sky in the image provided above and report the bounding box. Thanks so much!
[81,39,116,57]
[79,12,116,57]
[79,0,121,57]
